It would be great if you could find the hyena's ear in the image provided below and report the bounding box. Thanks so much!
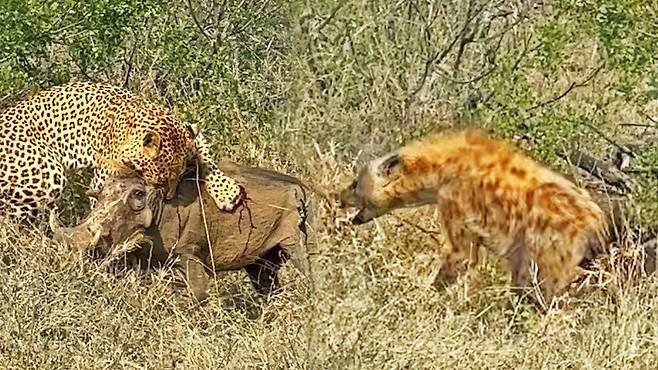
[378,154,404,179]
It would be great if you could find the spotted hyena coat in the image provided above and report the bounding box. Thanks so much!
[339,130,608,305]
[0,82,241,220]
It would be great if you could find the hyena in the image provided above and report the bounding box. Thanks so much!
[339,130,608,306]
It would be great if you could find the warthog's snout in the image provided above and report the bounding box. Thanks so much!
[50,177,160,253]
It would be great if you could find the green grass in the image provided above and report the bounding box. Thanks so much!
[1,0,658,368]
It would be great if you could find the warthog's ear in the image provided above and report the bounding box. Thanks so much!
[186,123,199,141]
[118,159,140,177]
[378,154,404,179]
[142,131,162,159]
[86,188,100,200]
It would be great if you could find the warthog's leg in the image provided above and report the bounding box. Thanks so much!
[178,247,210,302]
[244,246,284,296]
[277,192,312,279]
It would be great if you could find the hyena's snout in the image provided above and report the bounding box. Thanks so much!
[338,183,369,224]
[351,210,370,225]
[338,182,358,209]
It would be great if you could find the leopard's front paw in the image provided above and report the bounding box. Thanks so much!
[205,172,244,212]
[214,189,244,212]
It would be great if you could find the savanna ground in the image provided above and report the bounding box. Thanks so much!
[1,0,658,368]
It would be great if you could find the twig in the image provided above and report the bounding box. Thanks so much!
[391,214,443,245]
[435,64,497,85]
[318,2,346,32]
[193,158,219,283]
[122,32,139,88]
[580,120,635,158]
[528,62,605,111]
[619,123,657,128]
[475,13,526,43]
[645,113,658,125]
[69,50,95,82]
[187,0,215,47]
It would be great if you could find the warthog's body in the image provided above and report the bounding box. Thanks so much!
[52,161,313,301]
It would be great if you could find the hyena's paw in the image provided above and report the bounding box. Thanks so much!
[205,171,243,212]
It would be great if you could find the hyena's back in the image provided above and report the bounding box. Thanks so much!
[420,133,607,302]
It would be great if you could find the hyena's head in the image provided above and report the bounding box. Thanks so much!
[339,152,434,225]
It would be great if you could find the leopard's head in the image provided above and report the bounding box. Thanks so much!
[118,107,195,200]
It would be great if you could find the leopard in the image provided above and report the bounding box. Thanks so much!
[339,130,609,307]
[0,81,242,221]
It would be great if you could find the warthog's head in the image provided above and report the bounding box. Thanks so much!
[50,177,161,254]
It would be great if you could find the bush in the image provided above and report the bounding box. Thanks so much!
[1,0,657,367]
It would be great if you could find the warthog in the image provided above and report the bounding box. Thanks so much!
[51,162,313,301]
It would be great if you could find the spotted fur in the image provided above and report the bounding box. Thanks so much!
[0,82,241,220]
[339,130,608,305]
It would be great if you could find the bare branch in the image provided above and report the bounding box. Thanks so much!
[559,146,631,191]
[391,214,443,246]
[187,0,215,47]
[212,0,229,46]
[509,34,533,73]
[528,62,605,111]
[122,32,139,88]
[407,0,488,102]
[619,123,658,129]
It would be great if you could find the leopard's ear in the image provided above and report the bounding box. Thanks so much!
[142,131,162,158]
[86,188,100,200]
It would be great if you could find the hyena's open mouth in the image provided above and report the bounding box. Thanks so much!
[349,207,377,225]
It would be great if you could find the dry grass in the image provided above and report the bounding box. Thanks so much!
[2,0,658,368]
[1,158,657,369]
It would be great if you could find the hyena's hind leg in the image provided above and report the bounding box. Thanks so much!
[506,231,583,308]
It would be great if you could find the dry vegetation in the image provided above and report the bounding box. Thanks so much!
[1,0,658,368]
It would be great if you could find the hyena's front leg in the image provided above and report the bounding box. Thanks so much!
[436,198,481,281]
[505,231,536,298]
[535,240,586,307]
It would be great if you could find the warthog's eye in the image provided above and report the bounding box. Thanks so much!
[128,188,148,211]
[132,189,145,198]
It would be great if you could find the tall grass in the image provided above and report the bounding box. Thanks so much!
[1,0,657,368]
